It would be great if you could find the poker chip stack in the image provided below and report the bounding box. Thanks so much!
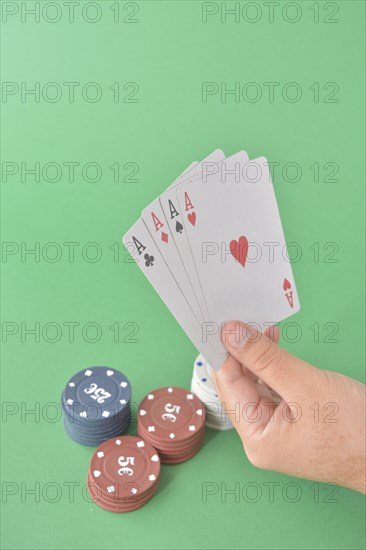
[190,355,233,431]
[87,436,160,512]
[137,387,206,464]
[61,367,131,446]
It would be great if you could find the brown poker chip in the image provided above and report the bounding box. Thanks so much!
[137,387,206,463]
[87,472,159,513]
[88,435,160,511]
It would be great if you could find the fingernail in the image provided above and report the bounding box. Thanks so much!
[223,322,256,350]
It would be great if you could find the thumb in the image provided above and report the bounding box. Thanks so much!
[221,321,312,398]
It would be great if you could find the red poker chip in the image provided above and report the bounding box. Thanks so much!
[88,436,160,503]
[88,472,160,504]
[137,425,204,453]
[156,434,204,455]
[137,423,204,450]
[158,445,202,462]
[138,387,206,443]
[159,446,202,464]
[137,387,206,463]
[87,472,159,512]
[88,487,158,511]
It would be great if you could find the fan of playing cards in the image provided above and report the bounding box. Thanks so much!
[123,149,300,371]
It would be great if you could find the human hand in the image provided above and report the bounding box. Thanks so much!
[213,321,366,494]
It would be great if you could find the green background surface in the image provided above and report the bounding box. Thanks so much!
[1,1,365,549]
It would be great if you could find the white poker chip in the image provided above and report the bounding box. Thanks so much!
[193,355,218,397]
[190,357,233,431]
[205,420,234,431]
[190,355,281,431]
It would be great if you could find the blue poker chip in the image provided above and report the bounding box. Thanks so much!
[61,395,130,429]
[62,366,131,424]
[64,413,130,437]
[61,366,132,446]
[63,416,131,446]
[63,422,107,446]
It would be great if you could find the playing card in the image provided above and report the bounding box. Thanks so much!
[176,156,300,361]
[122,218,223,369]
[159,150,250,354]
[167,149,226,189]
[142,150,226,353]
